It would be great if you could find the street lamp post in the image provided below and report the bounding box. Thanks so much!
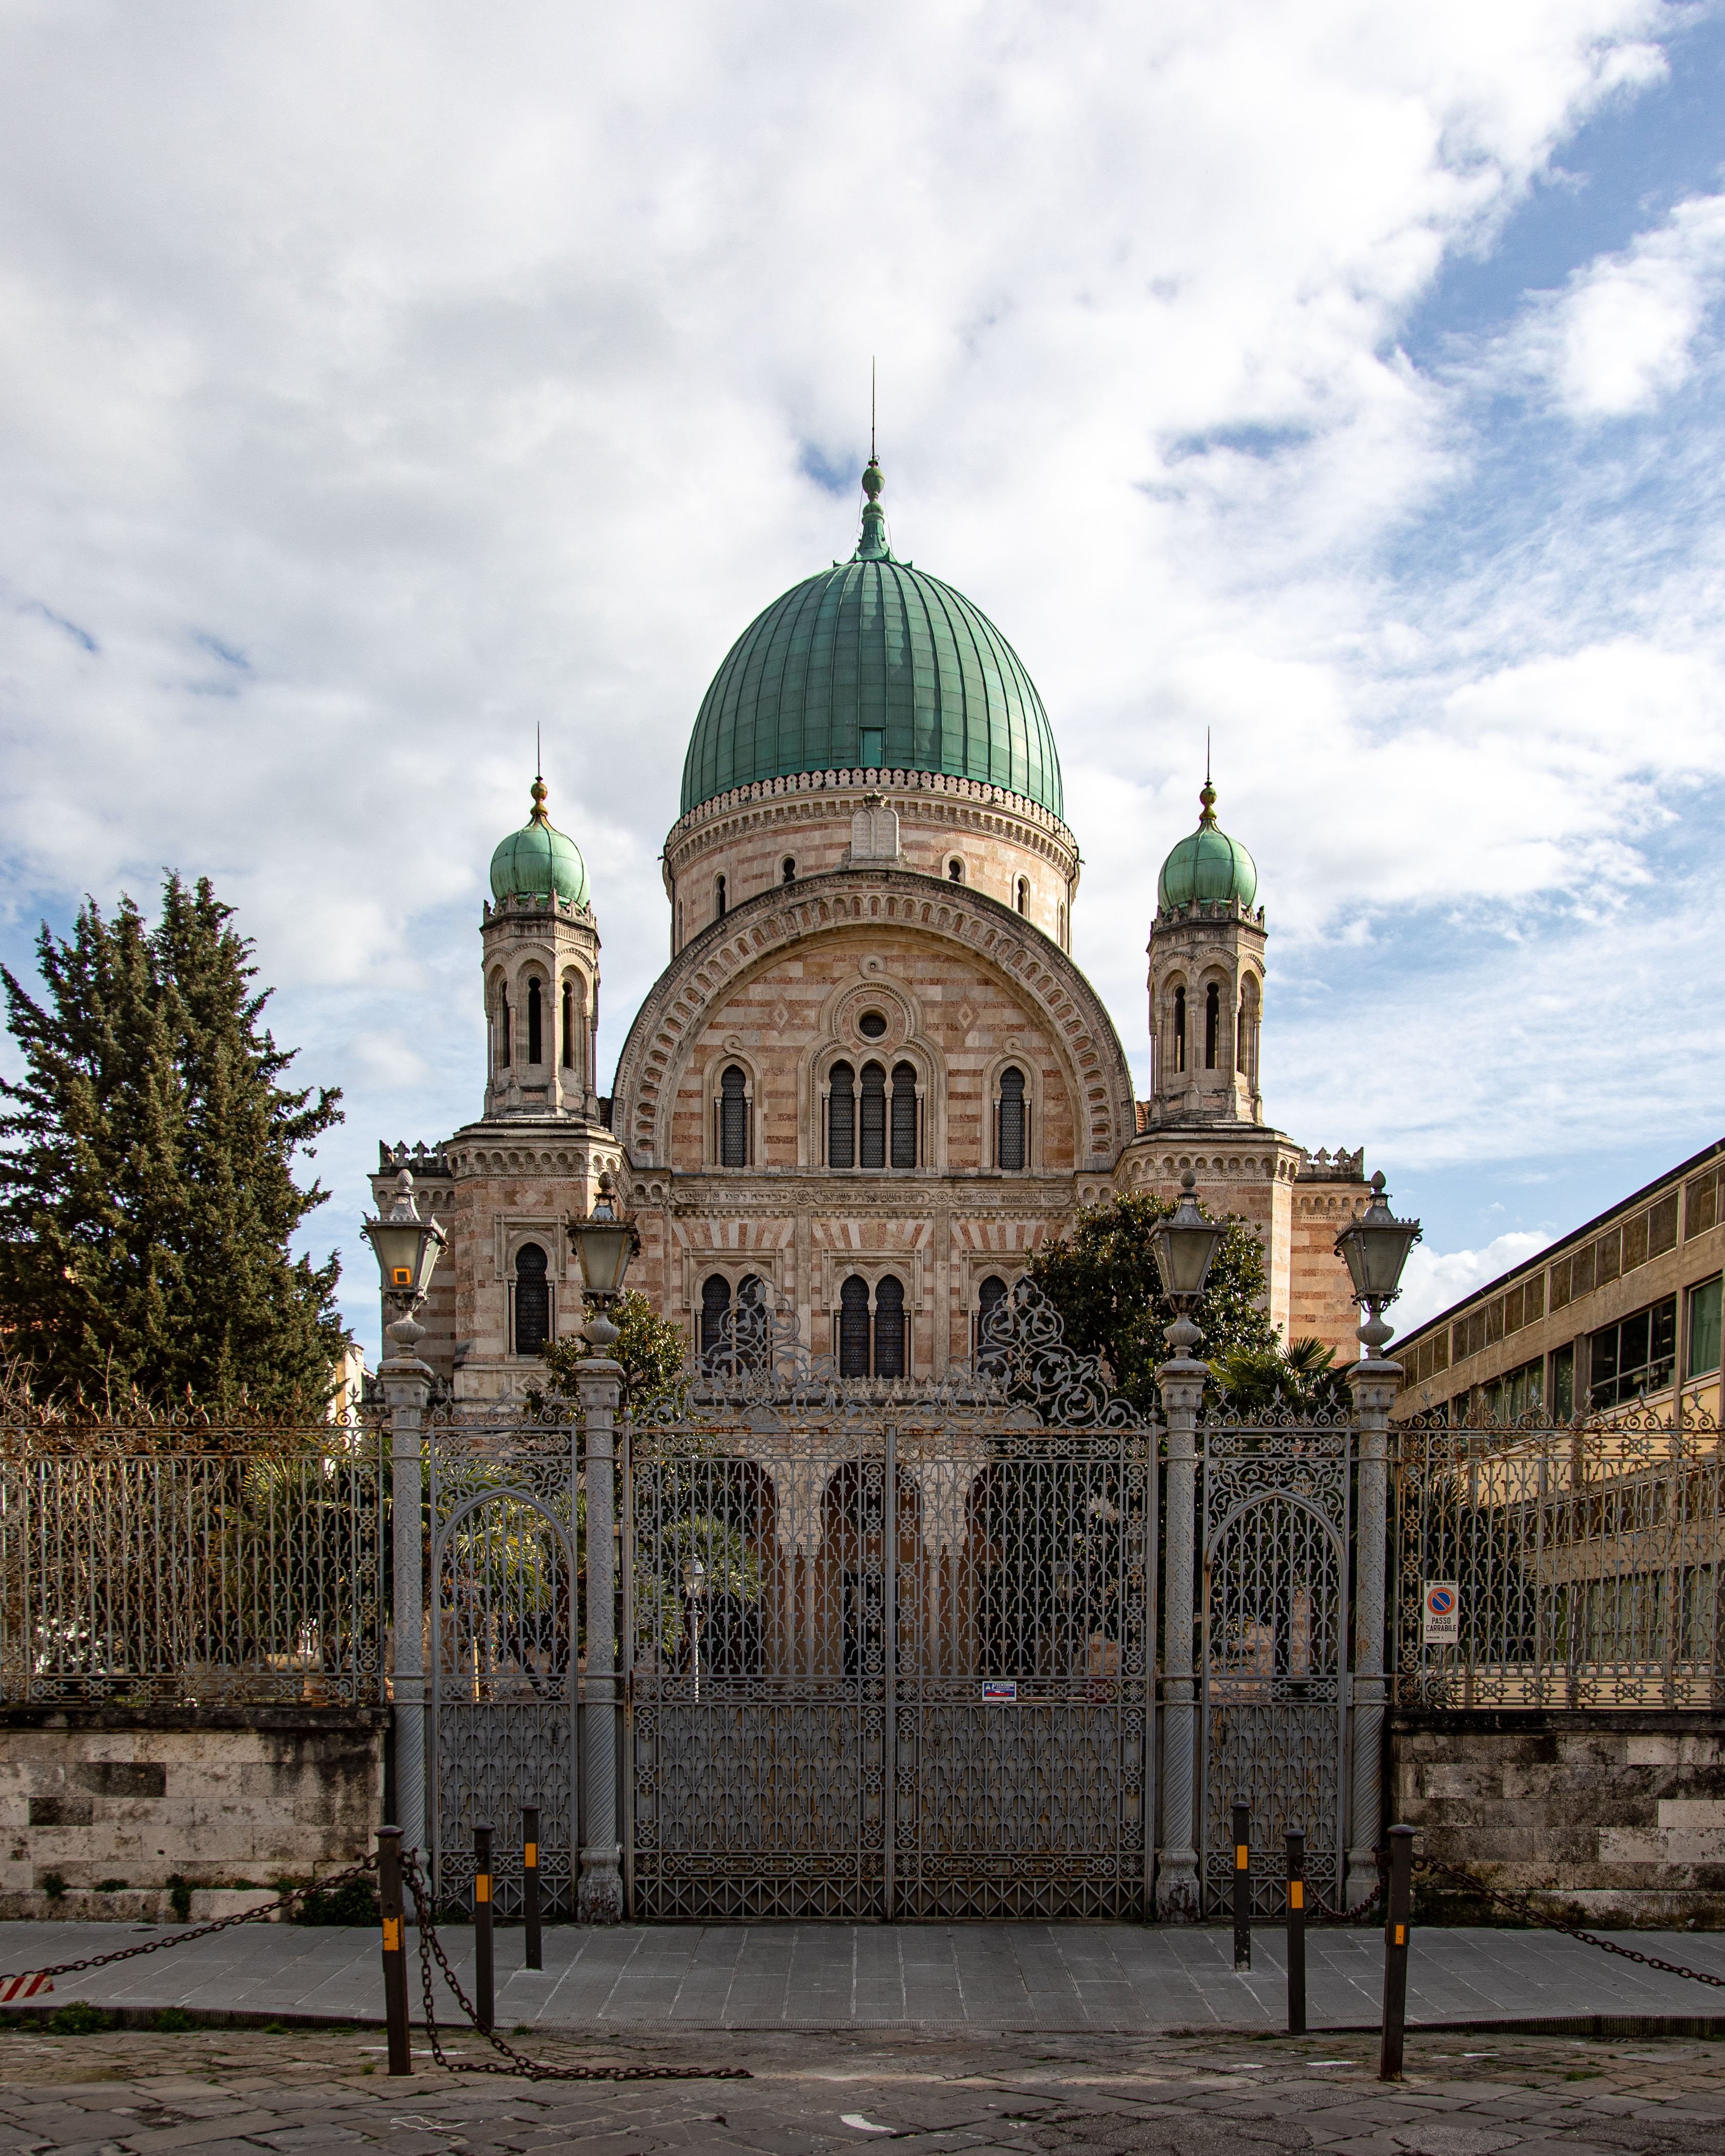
[1152,1171,1223,1921]
[361,1170,449,1866]
[566,1175,635,1924]
[1334,1172,1422,1908]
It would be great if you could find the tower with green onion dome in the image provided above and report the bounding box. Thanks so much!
[1143,770,1267,1128]
[478,771,605,1126]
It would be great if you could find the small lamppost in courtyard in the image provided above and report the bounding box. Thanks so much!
[360,1166,447,1861]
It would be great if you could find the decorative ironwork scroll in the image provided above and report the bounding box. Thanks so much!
[625,1283,1156,1922]
[1199,1411,1351,1918]
[426,1411,582,1918]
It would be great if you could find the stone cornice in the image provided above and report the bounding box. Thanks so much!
[665,766,1079,867]
[612,868,1137,1172]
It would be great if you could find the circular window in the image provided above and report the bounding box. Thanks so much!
[857,1010,888,1040]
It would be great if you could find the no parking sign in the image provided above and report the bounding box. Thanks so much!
[1422,1581,1460,1644]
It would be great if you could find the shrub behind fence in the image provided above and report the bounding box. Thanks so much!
[0,1428,390,1706]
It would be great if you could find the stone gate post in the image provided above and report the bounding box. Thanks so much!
[380,1356,430,1860]
[576,1353,625,1922]
[1154,1352,1207,1920]
[1344,1354,1401,1909]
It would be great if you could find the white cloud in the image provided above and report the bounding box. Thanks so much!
[1506,187,1725,417]
[1394,1229,1555,1336]
[0,0,1718,1351]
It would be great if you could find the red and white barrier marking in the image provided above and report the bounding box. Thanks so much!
[0,1972,53,2002]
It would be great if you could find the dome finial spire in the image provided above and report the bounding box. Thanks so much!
[530,726,550,826]
[1198,731,1218,829]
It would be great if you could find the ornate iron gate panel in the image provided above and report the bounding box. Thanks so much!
[1200,1421,1350,1918]
[624,1289,1155,1923]
[428,1417,580,1917]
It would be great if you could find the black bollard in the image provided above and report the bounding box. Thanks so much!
[522,1804,542,1972]
[1231,1796,1251,1972]
[473,1820,495,2032]
[376,1827,412,2076]
[1379,1825,1416,2081]
[1285,1826,1306,2036]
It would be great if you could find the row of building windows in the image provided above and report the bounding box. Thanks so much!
[507,1247,1020,1371]
[712,1061,1030,1172]
[495,981,582,1071]
[1432,1276,1721,1424]
[1402,1160,1723,1391]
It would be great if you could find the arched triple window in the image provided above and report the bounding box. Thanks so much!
[828,1060,918,1169]
[996,1066,1028,1172]
[513,1242,550,1356]
[527,979,544,1065]
[716,1063,750,1167]
[1016,877,1029,916]
[1205,980,1221,1071]
[837,1274,908,1379]
[1173,985,1187,1073]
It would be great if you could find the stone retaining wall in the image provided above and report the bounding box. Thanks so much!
[1391,1710,1725,1928]
[0,1706,386,1919]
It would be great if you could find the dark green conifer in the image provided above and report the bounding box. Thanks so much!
[0,875,344,1414]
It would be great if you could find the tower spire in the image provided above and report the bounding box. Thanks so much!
[856,441,889,561]
[1198,736,1217,829]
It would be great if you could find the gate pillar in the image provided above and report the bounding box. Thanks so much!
[1344,1355,1400,1909]
[381,1354,431,1861]
[576,1354,625,1923]
[1155,1354,1206,1920]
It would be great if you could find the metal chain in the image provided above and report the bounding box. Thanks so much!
[0,1857,380,1985]
[1414,1855,1725,1990]
[1304,1846,1389,1925]
[401,1854,748,2083]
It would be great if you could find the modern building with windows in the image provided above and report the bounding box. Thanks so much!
[1390,1139,1725,1426]
[373,461,1374,1396]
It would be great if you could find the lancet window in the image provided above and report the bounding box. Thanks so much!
[513,1242,550,1356]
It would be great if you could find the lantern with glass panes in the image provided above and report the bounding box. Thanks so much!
[362,1169,448,1361]
[1148,1170,1226,1358]
[1333,1171,1422,1357]
[567,1174,635,1347]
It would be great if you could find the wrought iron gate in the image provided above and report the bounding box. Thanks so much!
[427,1415,580,1916]
[624,1293,1156,1922]
[1199,1417,1350,1917]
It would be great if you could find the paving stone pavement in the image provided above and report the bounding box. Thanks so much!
[2,2019,1725,2152]
[2,1922,1724,2035]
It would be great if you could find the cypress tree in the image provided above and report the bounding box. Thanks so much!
[0,875,344,1414]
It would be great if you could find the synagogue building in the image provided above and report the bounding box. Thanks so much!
[373,462,1373,1393]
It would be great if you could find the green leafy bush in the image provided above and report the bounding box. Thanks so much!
[47,2004,111,2035]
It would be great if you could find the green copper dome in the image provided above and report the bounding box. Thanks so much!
[680,460,1064,821]
[1158,779,1258,910]
[489,776,590,908]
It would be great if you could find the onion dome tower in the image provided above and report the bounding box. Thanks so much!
[480,773,600,1121]
[1145,771,1266,1127]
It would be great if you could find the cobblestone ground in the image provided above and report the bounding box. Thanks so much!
[1,2020,1724,2153]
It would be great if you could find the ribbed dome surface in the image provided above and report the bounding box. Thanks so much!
[1158,782,1258,911]
[680,467,1063,821]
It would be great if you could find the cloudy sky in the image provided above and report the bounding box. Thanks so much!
[2,0,1722,1355]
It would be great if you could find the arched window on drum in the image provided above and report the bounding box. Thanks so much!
[513,1241,550,1356]
[996,1066,1028,1172]
[716,1063,750,1167]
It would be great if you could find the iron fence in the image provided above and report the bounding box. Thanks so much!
[0,1426,391,1706]
[1393,1403,1724,1708]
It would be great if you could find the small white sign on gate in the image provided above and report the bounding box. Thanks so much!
[981,1680,1017,1702]
[1422,1582,1460,1644]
